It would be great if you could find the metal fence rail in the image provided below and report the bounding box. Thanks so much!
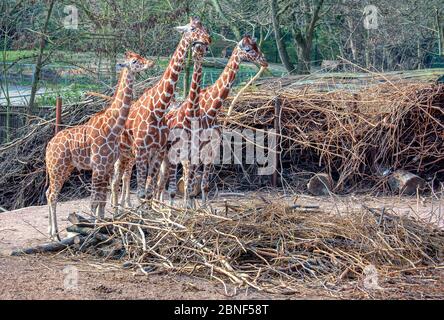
[0,62,260,144]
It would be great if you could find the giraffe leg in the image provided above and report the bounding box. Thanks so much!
[201,163,211,207]
[156,158,167,201]
[46,183,60,242]
[121,159,134,208]
[182,161,191,208]
[111,159,124,209]
[91,169,108,220]
[156,157,173,205]
[46,164,73,241]
[145,153,162,206]
[135,151,149,203]
[187,163,199,209]
[168,161,178,207]
[115,158,134,209]
[99,172,110,219]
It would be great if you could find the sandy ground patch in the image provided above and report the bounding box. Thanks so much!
[0,192,442,299]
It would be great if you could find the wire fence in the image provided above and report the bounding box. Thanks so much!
[0,62,259,144]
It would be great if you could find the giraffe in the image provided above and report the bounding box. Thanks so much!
[159,35,268,207]
[45,51,154,240]
[156,42,208,208]
[110,17,211,209]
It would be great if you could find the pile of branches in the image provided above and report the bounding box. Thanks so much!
[0,77,159,211]
[16,200,444,298]
[222,80,444,192]
[0,73,442,210]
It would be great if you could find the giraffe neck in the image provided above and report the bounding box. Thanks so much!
[105,67,134,131]
[185,58,203,119]
[202,47,241,121]
[141,35,192,116]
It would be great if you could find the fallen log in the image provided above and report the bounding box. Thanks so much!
[307,173,334,196]
[388,170,425,195]
[10,235,84,256]
[96,242,125,258]
[66,225,110,242]
[68,212,95,227]
[66,225,124,257]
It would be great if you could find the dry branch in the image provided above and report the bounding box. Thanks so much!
[10,235,84,256]
[43,199,444,297]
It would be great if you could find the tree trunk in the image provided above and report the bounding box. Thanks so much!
[270,0,295,73]
[346,16,357,62]
[28,0,55,115]
[291,0,324,75]
[2,32,11,143]
[365,30,371,68]
[437,8,444,56]
[417,38,422,69]
[295,42,311,74]
[210,0,241,40]
[109,33,118,86]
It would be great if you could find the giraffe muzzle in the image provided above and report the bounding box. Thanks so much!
[192,41,206,47]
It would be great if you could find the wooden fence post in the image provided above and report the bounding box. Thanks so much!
[55,96,62,134]
[272,97,281,187]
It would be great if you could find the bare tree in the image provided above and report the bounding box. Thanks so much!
[270,0,295,73]
[289,0,325,74]
[27,0,55,114]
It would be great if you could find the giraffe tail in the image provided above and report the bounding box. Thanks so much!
[44,161,49,188]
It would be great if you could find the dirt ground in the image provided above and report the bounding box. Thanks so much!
[0,192,443,300]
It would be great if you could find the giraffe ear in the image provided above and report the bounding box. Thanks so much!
[238,38,248,50]
[117,62,128,69]
[125,51,135,59]
[175,24,191,33]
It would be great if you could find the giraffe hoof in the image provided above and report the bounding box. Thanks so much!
[123,202,133,209]
[137,189,146,200]
[50,233,61,242]
[112,205,120,216]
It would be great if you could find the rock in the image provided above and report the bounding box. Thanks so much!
[307,173,334,196]
[388,170,425,195]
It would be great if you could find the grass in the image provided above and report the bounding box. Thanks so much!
[1,50,38,63]
[35,82,102,106]
[2,50,277,107]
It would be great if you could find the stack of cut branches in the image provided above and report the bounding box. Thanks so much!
[0,72,443,210]
[221,81,444,192]
[14,199,444,298]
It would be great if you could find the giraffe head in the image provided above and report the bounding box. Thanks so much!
[191,42,208,62]
[237,34,268,68]
[119,51,155,73]
[175,17,211,48]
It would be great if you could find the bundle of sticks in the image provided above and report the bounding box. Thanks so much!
[221,80,444,192]
[0,73,442,211]
[12,199,444,298]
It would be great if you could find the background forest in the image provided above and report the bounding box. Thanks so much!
[1,0,444,113]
